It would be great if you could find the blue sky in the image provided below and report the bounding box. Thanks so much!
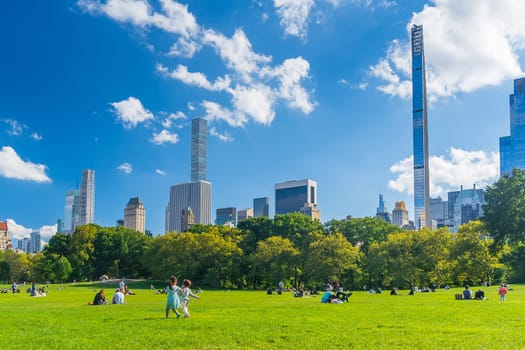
[1,0,524,240]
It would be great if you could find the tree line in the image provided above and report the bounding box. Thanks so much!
[2,168,525,290]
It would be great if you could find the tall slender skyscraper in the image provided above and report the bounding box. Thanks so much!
[191,118,208,182]
[411,24,430,229]
[80,169,95,225]
[166,118,212,233]
[64,189,80,234]
[500,77,525,175]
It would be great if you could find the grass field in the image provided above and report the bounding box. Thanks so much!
[0,281,523,349]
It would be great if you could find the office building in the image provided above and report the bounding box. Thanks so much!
[500,77,525,175]
[253,197,270,218]
[0,221,11,251]
[64,189,80,234]
[448,185,485,232]
[57,219,64,234]
[411,24,431,229]
[191,118,207,182]
[30,231,41,253]
[17,237,30,253]
[166,181,212,233]
[216,207,237,226]
[299,203,321,221]
[275,179,319,218]
[392,201,409,228]
[376,193,392,224]
[238,208,254,223]
[80,169,95,225]
[430,197,448,228]
[124,197,146,233]
[166,118,212,233]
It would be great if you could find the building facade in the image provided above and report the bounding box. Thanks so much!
[430,196,448,228]
[376,193,392,224]
[124,197,146,233]
[0,221,11,251]
[275,179,318,217]
[64,189,80,234]
[165,181,212,233]
[238,208,254,223]
[30,231,41,253]
[216,207,237,226]
[411,24,431,229]
[253,197,270,218]
[448,186,485,232]
[500,77,525,175]
[191,118,208,182]
[80,169,95,225]
[392,201,409,228]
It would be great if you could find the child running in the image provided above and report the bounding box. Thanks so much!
[180,279,200,318]
[165,276,181,319]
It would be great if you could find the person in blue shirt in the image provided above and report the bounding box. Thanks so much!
[462,286,473,300]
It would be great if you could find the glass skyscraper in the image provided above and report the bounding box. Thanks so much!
[253,197,269,217]
[64,189,80,234]
[275,179,318,216]
[411,24,430,229]
[191,118,208,182]
[500,77,525,175]
[80,169,95,225]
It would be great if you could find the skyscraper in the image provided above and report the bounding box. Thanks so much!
[238,208,254,223]
[191,118,207,182]
[124,197,146,233]
[392,201,409,228]
[411,24,430,229]
[275,179,320,219]
[166,119,212,233]
[253,197,269,217]
[30,231,41,253]
[376,193,391,223]
[216,207,237,226]
[80,169,95,225]
[64,189,80,234]
[500,77,525,175]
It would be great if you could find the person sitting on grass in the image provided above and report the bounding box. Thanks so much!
[474,289,485,300]
[92,289,107,305]
[462,285,473,300]
[112,288,125,304]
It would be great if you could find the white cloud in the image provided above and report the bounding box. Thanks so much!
[371,0,525,101]
[151,129,179,144]
[30,132,43,141]
[161,111,186,128]
[388,148,499,197]
[110,96,155,128]
[2,119,26,136]
[117,162,133,174]
[229,84,276,125]
[0,146,51,183]
[6,219,57,240]
[209,126,233,142]
[157,64,230,91]
[155,169,167,175]
[167,37,201,58]
[202,100,246,127]
[274,0,315,39]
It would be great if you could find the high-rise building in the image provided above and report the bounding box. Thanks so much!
[30,231,41,253]
[253,197,270,218]
[0,221,11,251]
[376,193,392,224]
[64,189,80,234]
[448,185,485,232]
[411,24,431,229]
[166,181,212,233]
[124,197,146,233]
[80,169,95,225]
[430,196,448,228]
[238,208,254,223]
[275,179,319,217]
[57,219,64,234]
[500,78,525,175]
[166,118,212,233]
[392,201,409,228]
[17,237,30,253]
[191,118,208,182]
[216,207,237,226]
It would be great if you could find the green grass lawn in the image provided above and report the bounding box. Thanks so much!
[0,282,523,349]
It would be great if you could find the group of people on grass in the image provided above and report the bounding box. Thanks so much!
[91,280,135,305]
[321,280,352,304]
[457,283,509,301]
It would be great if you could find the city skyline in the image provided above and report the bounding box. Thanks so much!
[1,1,525,239]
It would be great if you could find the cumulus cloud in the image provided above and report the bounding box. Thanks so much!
[2,119,26,136]
[117,162,133,174]
[6,219,57,240]
[370,0,525,101]
[388,148,500,197]
[202,100,245,127]
[157,64,231,91]
[30,132,43,141]
[110,96,155,128]
[167,37,201,57]
[155,168,167,175]
[151,129,179,144]
[209,126,233,142]
[0,146,51,183]
[274,0,315,39]
[161,111,186,128]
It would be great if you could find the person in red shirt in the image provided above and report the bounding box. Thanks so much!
[498,284,508,302]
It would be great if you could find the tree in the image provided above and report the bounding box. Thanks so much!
[251,236,299,288]
[483,168,525,246]
[69,224,98,280]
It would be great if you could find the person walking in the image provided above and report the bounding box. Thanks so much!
[179,279,200,318]
[498,283,508,302]
[165,276,181,319]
